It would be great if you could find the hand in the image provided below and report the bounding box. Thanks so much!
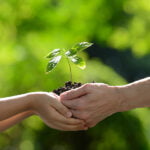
[30,92,87,131]
[60,83,122,128]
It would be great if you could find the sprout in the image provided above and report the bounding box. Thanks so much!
[45,42,93,80]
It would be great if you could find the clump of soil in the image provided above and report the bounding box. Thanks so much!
[53,81,82,95]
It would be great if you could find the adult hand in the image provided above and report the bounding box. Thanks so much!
[60,83,122,128]
[30,92,86,131]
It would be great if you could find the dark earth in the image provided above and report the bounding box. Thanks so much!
[53,81,82,95]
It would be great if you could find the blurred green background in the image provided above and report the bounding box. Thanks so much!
[0,0,150,149]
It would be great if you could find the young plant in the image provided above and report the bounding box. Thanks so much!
[45,42,93,81]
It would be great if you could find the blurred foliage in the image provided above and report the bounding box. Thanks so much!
[0,0,150,149]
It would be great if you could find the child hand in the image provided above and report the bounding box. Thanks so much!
[30,92,87,131]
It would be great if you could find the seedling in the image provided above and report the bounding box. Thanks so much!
[45,42,93,81]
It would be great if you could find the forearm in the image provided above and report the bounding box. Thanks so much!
[0,93,33,121]
[118,77,150,111]
[0,111,34,132]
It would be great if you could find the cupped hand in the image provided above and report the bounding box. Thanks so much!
[60,83,122,128]
[30,92,87,131]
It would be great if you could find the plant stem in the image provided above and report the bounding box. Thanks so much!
[67,58,72,81]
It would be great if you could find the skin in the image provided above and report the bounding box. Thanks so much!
[0,92,87,132]
[60,77,150,128]
[0,111,33,131]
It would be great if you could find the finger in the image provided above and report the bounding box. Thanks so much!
[50,107,85,125]
[71,110,83,119]
[38,107,84,128]
[53,122,88,131]
[65,117,85,125]
[38,106,86,131]
[60,85,88,100]
[50,96,72,118]
[61,98,84,110]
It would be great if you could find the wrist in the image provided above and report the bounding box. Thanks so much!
[25,92,40,113]
[115,84,140,112]
[114,86,130,112]
[107,85,129,112]
[26,92,47,114]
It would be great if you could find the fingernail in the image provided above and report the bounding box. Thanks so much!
[66,112,72,118]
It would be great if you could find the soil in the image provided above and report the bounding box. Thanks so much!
[53,81,82,95]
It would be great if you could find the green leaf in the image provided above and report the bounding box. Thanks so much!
[65,42,93,57]
[46,49,61,59]
[68,55,86,69]
[72,42,93,52]
[65,49,77,57]
[46,56,62,73]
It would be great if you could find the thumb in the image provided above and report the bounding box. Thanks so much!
[60,85,88,100]
[51,98,72,118]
